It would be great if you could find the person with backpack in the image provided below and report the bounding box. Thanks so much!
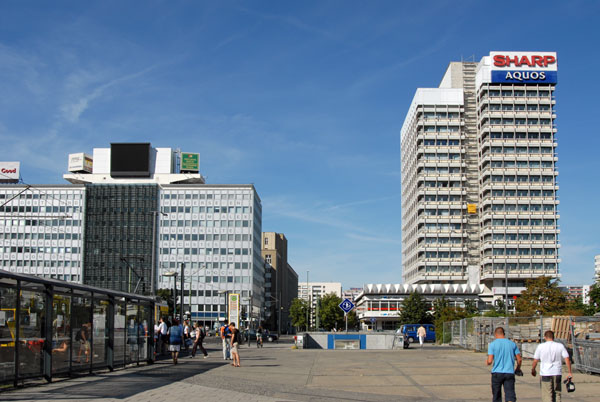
[168,318,184,364]
[220,321,231,360]
[190,321,208,358]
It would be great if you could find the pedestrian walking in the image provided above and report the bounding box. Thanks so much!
[156,317,168,356]
[191,321,208,358]
[417,325,427,348]
[168,318,184,364]
[220,321,231,360]
[486,327,522,402]
[183,319,192,351]
[229,322,241,367]
[531,330,573,402]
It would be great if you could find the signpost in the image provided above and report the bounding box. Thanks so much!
[338,298,355,334]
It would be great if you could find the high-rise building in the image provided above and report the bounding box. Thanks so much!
[595,255,600,283]
[261,232,298,333]
[401,52,560,299]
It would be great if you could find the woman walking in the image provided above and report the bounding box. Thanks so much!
[229,322,241,367]
[168,319,183,364]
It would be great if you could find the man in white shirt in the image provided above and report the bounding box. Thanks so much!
[156,317,168,356]
[531,330,573,402]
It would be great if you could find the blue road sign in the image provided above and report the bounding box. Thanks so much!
[339,298,355,314]
[370,317,376,323]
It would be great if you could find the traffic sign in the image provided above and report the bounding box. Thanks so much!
[339,298,355,313]
[370,317,376,323]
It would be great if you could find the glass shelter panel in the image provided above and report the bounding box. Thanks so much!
[126,301,139,364]
[71,295,91,371]
[92,298,109,368]
[18,283,46,379]
[51,291,71,375]
[0,285,17,382]
[114,301,126,367]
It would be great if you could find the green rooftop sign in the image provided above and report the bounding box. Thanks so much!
[181,153,199,172]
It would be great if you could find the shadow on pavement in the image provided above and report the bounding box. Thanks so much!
[3,354,230,400]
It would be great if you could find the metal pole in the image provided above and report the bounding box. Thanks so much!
[180,263,185,321]
[345,312,348,334]
[172,274,177,318]
[505,265,508,317]
[150,212,156,296]
[306,271,309,331]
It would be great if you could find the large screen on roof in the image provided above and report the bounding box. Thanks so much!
[110,143,151,177]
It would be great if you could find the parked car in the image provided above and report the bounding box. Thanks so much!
[398,324,435,343]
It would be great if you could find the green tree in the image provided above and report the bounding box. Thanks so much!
[289,298,309,331]
[515,276,568,316]
[588,283,600,314]
[483,299,506,317]
[156,288,174,317]
[318,293,345,330]
[434,306,469,343]
[398,292,432,325]
[464,299,479,316]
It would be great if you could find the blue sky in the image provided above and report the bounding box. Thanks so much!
[1,1,599,288]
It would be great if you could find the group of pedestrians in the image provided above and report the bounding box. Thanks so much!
[154,317,209,364]
[487,327,572,402]
[219,321,241,367]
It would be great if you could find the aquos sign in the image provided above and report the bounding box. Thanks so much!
[490,51,557,84]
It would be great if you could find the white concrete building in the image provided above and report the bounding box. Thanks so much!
[0,185,85,282]
[595,254,600,282]
[401,52,560,300]
[298,281,342,303]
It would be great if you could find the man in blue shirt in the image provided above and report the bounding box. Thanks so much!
[487,327,522,402]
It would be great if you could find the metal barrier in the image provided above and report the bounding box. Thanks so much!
[443,315,600,373]
[570,316,600,374]
[0,270,156,388]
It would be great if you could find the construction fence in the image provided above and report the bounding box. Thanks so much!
[443,315,600,374]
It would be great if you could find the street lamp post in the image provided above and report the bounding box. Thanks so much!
[180,263,185,320]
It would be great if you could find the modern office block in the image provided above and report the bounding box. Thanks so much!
[0,185,85,282]
[401,52,560,299]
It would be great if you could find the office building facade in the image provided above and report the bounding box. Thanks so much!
[2,143,264,329]
[401,52,560,299]
[0,185,85,282]
[261,232,298,333]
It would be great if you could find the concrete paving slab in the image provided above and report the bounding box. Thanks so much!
[2,343,599,402]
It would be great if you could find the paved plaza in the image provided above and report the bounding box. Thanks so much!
[2,339,599,402]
